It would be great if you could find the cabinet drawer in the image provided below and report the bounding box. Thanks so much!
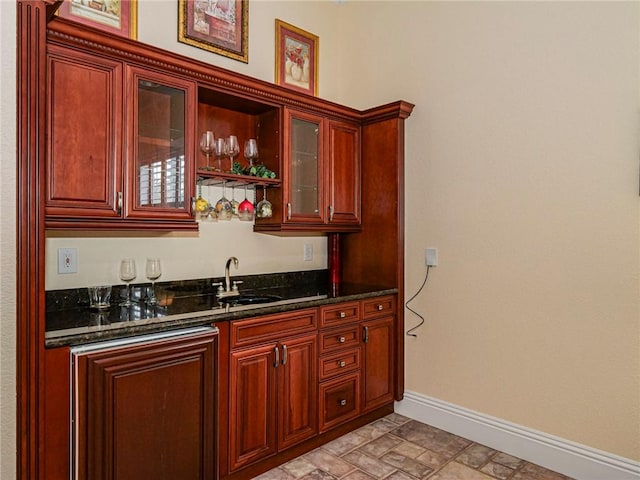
[362,296,396,320]
[319,325,360,354]
[320,302,360,328]
[319,372,360,432]
[231,309,317,348]
[319,348,360,380]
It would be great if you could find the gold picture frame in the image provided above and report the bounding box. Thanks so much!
[178,0,249,63]
[57,0,137,39]
[275,19,318,96]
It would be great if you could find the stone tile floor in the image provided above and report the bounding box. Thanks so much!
[254,413,574,480]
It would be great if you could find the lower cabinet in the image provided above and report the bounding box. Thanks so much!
[362,315,395,412]
[361,296,396,412]
[72,328,217,480]
[222,295,396,478]
[228,310,318,472]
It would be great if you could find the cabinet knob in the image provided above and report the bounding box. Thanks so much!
[339,311,347,318]
[338,360,346,368]
[377,304,383,311]
[338,336,346,343]
[339,399,347,406]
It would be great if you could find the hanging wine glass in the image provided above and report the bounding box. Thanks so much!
[194,179,211,221]
[230,185,239,217]
[213,137,227,172]
[119,259,137,306]
[215,182,233,221]
[238,184,255,221]
[256,186,273,219]
[225,135,240,173]
[244,139,259,167]
[199,131,215,170]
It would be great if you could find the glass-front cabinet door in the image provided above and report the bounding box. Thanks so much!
[284,109,325,224]
[125,66,195,221]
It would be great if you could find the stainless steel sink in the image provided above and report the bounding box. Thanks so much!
[217,294,283,306]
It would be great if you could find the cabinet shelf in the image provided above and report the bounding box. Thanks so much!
[197,169,281,189]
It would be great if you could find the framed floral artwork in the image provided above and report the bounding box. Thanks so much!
[275,19,318,96]
[57,0,137,39]
[178,0,249,63]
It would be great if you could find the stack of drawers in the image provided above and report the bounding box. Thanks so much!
[318,301,362,431]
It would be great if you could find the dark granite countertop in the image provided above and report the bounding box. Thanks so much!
[45,270,397,348]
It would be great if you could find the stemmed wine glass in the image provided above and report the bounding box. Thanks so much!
[230,186,239,217]
[199,131,215,170]
[119,259,137,306]
[244,139,259,167]
[256,186,273,218]
[215,182,233,221]
[225,135,239,172]
[213,137,227,172]
[238,185,255,221]
[145,258,162,305]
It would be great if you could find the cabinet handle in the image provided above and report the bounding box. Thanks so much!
[116,191,123,215]
[339,311,346,318]
[338,360,346,368]
[281,344,288,366]
[377,304,383,311]
[363,326,369,343]
[190,196,196,217]
[286,202,292,220]
[338,336,346,343]
[273,346,279,368]
[339,399,347,406]
[328,205,334,222]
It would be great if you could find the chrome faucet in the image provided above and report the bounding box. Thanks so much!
[217,256,240,298]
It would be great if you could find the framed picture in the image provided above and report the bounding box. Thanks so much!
[275,19,318,96]
[178,0,248,63]
[57,0,137,39]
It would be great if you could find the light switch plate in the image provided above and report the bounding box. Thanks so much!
[58,248,78,274]
[303,244,313,261]
[425,248,438,267]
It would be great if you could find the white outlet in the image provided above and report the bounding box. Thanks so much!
[303,244,313,261]
[425,247,438,267]
[58,248,78,274]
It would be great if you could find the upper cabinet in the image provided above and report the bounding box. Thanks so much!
[45,45,197,230]
[124,66,196,222]
[254,108,360,233]
[44,19,404,234]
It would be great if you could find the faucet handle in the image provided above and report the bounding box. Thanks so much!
[212,282,223,293]
[232,280,243,292]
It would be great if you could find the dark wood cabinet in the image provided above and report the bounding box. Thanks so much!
[45,45,197,230]
[361,296,396,412]
[254,108,360,233]
[229,342,278,471]
[46,44,123,220]
[72,329,218,480]
[228,311,318,472]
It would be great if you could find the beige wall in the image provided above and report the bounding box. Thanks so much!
[1,2,16,478]
[337,1,640,461]
[2,0,639,475]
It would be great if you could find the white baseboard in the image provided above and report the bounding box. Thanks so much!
[395,391,640,480]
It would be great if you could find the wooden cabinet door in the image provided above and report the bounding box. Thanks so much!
[46,44,123,220]
[282,108,326,225]
[74,331,217,480]
[327,119,360,225]
[124,65,196,221]
[278,333,318,450]
[229,343,278,471]
[362,316,395,412]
